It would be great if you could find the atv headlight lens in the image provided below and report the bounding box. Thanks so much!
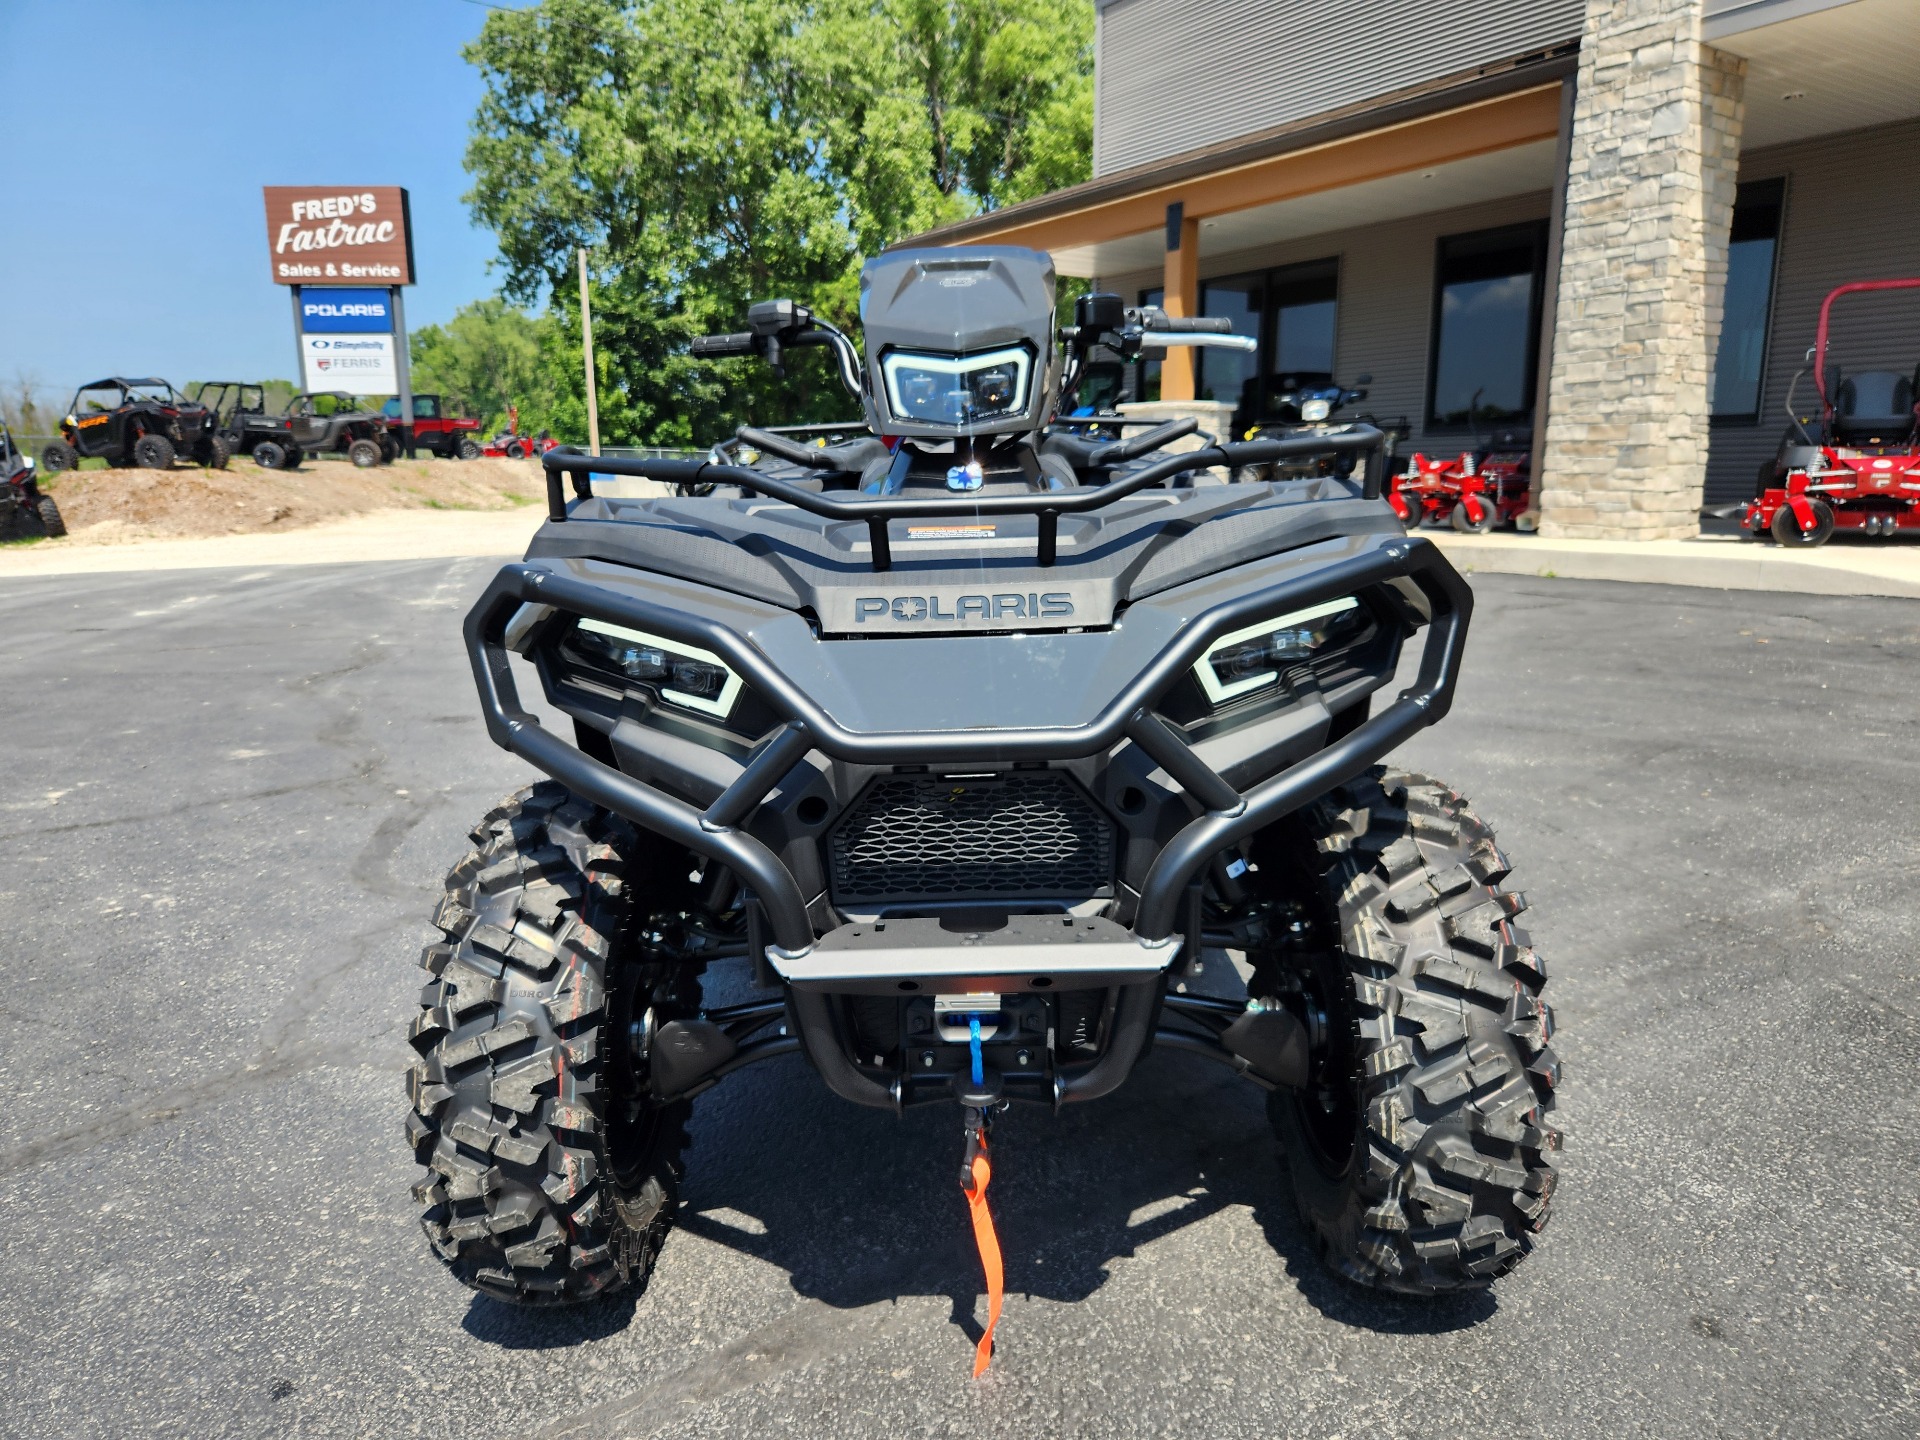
[1195,598,1368,705]
[562,618,742,717]
[882,346,1032,427]
[1300,398,1332,422]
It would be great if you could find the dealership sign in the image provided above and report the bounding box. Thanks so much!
[299,287,393,333]
[264,185,414,285]
[302,334,398,394]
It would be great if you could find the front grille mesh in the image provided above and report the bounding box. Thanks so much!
[829,772,1115,906]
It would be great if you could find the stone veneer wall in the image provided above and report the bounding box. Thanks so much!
[1538,0,1746,539]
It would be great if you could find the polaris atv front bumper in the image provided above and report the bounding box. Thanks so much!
[464,531,1471,1107]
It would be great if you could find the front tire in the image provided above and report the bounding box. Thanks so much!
[457,438,482,461]
[409,783,694,1305]
[1772,498,1835,546]
[1450,497,1499,533]
[1254,768,1559,1293]
[252,440,287,471]
[349,438,382,468]
[132,434,175,470]
[201,434,232,470]
[35,496,66,538]
[39,441,77,473]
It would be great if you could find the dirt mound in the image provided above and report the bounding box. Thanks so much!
[36,454,547,544]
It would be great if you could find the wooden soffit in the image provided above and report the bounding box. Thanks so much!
[931,82,1565,256]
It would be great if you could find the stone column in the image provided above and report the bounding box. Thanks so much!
[1537,0,1746,540]
[1117,399,1238,449]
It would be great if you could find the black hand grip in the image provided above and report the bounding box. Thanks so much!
[1161,316,1233,334]
[691,333,754,357]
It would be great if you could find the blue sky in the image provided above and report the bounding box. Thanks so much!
[1,0,509,400]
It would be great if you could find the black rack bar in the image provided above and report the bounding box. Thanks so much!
[538,427,1389,568]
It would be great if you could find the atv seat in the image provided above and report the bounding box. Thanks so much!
[1831,370,1917,445]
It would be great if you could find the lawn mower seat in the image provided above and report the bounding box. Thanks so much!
[1831,369,1917,445]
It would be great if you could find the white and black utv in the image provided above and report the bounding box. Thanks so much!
[408,248,1560,1325]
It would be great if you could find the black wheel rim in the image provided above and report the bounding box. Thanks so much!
[1288,948,1363,1179]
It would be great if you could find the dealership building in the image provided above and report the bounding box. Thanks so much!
[918,0,1920,539]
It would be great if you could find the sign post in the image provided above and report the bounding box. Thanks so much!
[391,285,415,458]
[264,186,417,446]
[289,286,307,385]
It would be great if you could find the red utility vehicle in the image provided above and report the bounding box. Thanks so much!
[1388,427,1533,532]
[382,395,482,459]
[1745,278,1920,546]
[481,404,557,460]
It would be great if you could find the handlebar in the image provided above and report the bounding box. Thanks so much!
[1152,315,1234,334]
[690,333,754,357]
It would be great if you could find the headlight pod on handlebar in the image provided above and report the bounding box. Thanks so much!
[559,617,743,718]
[880,345,1032,428]
[1193,597,1371,706]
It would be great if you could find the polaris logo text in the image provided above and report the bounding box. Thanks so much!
[853,593,1074,623]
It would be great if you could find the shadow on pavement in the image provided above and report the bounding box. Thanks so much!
[670,1049,1496,1345]
[461,1290,642,1350]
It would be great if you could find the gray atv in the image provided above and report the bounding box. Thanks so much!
[409,249,1560,1330]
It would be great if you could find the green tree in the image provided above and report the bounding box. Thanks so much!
[461,0,1093,446]
[409,299,556,434]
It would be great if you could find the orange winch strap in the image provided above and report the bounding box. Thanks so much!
[963,1138,1003,1377]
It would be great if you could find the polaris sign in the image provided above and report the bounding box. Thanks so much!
[300,288,393,333]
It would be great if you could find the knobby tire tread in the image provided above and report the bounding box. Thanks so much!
[1269,766,1560,1293]
[408,781,690,1305]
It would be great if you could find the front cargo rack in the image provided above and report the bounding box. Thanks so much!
[539,426,1389,572]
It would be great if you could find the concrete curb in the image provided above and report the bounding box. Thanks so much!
[7,500,1920,600]
[1427,530,1920,599]
[0,481,676,580]
[0,509,545,578]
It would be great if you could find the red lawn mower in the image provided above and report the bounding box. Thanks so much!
[481,404,558,460]
[1388,425,1533,533]
[1745,278,1920,546]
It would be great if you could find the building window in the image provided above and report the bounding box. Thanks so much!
[1193,258,1339,432]
[1197,271,1264,420]
[1268,258,1339,391]
[1713,178,1785,422]
[1427,223,1546,430]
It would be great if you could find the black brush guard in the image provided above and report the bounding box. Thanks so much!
[471,432,1471,1106]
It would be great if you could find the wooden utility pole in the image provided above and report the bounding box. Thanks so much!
[578,247,601,456]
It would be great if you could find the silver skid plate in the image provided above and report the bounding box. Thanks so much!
[770,914,1180,995]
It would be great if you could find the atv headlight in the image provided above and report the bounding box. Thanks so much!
[1195,598,1368,705]
[561,618,742,718]
[882,346,1032,427]
[1300,398,1332,422]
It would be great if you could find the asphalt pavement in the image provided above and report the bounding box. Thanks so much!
[0,558,1915,1438]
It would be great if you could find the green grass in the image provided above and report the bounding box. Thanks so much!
[0,533,48,548]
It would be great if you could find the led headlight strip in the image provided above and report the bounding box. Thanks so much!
[1193,597,1364,705]
[881,346,1032,427]
[572,618,744,718]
